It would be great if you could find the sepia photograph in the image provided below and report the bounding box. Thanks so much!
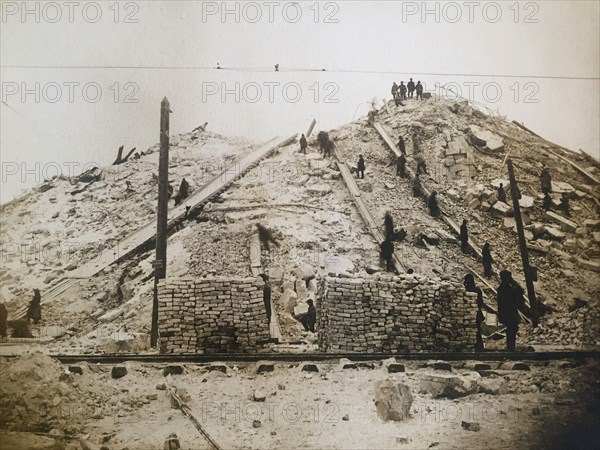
[0,1,599,449]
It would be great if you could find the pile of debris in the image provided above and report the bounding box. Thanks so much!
[0,353,91,434]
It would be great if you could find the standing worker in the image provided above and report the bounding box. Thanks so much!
[415,154,428,175]
[259,274,272,324]
[174,178,190,206]
[407,78,415,98]
[299,133,308,154]
[482,242,494,278]
[464,274,492,352]
[27,289,42,325]
[415,81,424,100]
[399,81,407,101]
[380,239,394,272]
[459,219,469,253]
[542,192,552,211]
[384,211,395,241]
[357,155,366,179]
[496,270,524,352]
[540,166,552,195]
[497,183,507,204]
[428,191,441,218]
[396,154,407,178]
[304,299,317,332]
[559,193,571,217]
[397,136,406,155]
[413,174,422,198]
[391,82,399,99]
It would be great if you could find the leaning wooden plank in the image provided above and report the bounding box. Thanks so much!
[69,135,297,279]
[166,381,221,450]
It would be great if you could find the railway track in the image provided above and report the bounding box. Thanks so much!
[1,350,596,364]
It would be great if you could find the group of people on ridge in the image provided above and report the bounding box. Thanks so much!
[391,78,424,103]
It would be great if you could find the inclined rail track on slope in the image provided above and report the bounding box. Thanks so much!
[332,147,406,272]
[0,351,597,364]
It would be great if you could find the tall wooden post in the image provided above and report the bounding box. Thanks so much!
[151,97,170,348]
[507,159,539,326]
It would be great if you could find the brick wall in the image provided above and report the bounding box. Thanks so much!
[157,277,270,354]
[317,275,478,352]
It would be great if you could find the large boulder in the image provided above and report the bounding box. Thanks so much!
[292,263,315,281]
[111,366,127,379]
[477,376,509,395]
[445,135,470,156]
[374,380,413,421]
[552,181,575,194]
[419,373,480,399]
[469,125,504,152]
[518,195,535,209]
[98,308,124,323]
[281,289,298,314]
[491,201,511,216]
[119,281,136,301]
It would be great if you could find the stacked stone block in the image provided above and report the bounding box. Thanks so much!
[158,277,269,354]
[317,274,477,353]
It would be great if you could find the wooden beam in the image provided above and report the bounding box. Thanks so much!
[166,381,221,450]
[507,159,539,326]
[152,97,170,348]
[334,151,405,273]
[306,119,317,138]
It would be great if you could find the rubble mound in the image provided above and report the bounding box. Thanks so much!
[0,353,90,433]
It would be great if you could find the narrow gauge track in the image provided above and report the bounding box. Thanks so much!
[1,351,596,364]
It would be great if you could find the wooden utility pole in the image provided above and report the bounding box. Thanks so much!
[507,159,539,326]
[151,97,170,348]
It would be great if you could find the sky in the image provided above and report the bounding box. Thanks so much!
[1,0,599,202]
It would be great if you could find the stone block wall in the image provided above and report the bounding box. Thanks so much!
[317,275,478,353]
[158,277,269,354]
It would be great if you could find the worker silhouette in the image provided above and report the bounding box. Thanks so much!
[407,78,415,98]
[399,81,407,101]
[428,191,441,217]
[459,219,469,253]
[397,136,406,155]
[540,167,552,195]
[496,270,524,352]
[415,81,423,100]
[27,289,42,325]
[380,239,394,272]
[497,183,507,203]
[357,155,366,179]
[464,274,485,351]
[482,243,494,278]
[299,133,308,154]
[396,154,406,178]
